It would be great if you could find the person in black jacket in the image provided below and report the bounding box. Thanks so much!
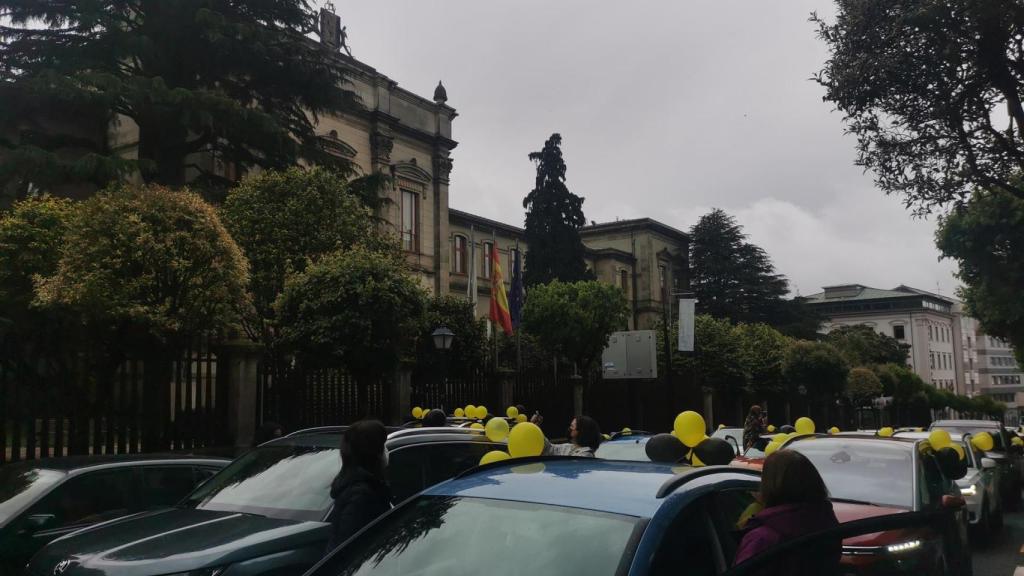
[327,420,392,551]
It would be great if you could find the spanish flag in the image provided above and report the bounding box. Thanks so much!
[489,243,514,335]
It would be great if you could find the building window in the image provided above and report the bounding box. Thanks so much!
[930,352,935,369]
[658,264,667,301]
[508,248,518,275]
[928,326,933,341]
[620,269,629,294]
[482,242,493,279]
[453,235,467,274]
[893,325,905,340]
[400,190,418,252]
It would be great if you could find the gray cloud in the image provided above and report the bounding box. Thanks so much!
[330,0,960,296]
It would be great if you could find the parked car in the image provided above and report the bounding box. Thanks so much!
[307,458,766,576]
[895,431,1002,538]
[0,454,227,574]
[711,427,744,455]
[785,435,971,576]
[730,435,772,470]
[27,427,504,576]
[930,419,1023,510]
[595,434,652,461]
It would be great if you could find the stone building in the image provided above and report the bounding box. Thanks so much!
[803,284,965,394]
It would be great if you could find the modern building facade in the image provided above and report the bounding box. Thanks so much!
[960,311,1023,425]
[803,284,965,393]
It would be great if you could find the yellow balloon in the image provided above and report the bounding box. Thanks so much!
[951,443,965,461]
[767,424,776,433]
[622,427,632,435]
[508,422,545,457]
[1013,437,1023,447]
[878,427,894,438]
[476,406,489,420]
[972,431,994,452]
[674,411,707,448]
[795,417,815,435]
[466,405,476,419]
[602,433,611,440]
[690,450,705,467]
[454,407,465,418]
[718,424,726,430]
[506,406,519,419]
[516,414,527,423]
[411,407,423,419]
[929,429,952,449]
[828,426,840,434]
[772,433,787,444]
[470,422,484,430]
[485,416,510,442]
[764,441,781,456]
[479,450,511,466]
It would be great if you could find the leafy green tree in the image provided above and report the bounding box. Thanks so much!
[521,280,628,380]
[0,0,359,194]
[783,340,849,400]
[36,184,249,350]
[0,197,75,309]
[275,246,426,391]
[689,209,809,332]
[845,367,883,406]
[735,322,790,395]
[813,0,1024,210]
[221,167,383,346]
[667,315,746,394]
[826,325,910,367]
[522,134,591,286]
[416,296,487,377]
[937,190,1024,363]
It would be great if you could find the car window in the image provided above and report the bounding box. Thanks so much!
[387,442,503,502]
[137,466,203,508]
[788,441,914,509]
[316,496,642,576]
[707,489,761,566]
[650,500,718,576]
[918,454,949,509]
[595,439,650,461]
[0,466,64,526]
[26,468,135,529]
[194,466,219,486]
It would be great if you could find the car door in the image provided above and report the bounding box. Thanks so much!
[387,441,503,502]
[647,498,720,576]
[918,452,969,571]
[15,467,136,559]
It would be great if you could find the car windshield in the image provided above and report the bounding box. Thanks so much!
[595,439,649,461]
[0,465,64,526]
[788,440,914,509]
[932,426,1006,451]
[181,445,340,521]
[317,496,641,576]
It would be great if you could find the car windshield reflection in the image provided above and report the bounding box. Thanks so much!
[788,440,914,509]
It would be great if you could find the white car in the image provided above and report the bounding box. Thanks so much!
[895,431,1002,537]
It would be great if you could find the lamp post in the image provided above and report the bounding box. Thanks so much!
[431,327,455,407]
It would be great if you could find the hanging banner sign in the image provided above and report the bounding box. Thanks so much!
[678,298,695,352]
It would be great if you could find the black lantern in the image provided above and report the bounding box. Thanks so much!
[431,327,455,351]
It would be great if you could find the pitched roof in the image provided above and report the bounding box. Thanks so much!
[803,284,916,303]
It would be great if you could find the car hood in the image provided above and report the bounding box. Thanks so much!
[956,471,982,489]
[27,508,329,576]
[833,502,917,547]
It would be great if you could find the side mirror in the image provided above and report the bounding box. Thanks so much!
[725,436,740,455]
[982,458,997,470]
[19,513,56,534]
[942,495,965,509]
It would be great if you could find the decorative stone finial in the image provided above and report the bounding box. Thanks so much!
[433,81,448,104]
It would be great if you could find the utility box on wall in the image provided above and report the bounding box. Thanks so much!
[602,331,658,380]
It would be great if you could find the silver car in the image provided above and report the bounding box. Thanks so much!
[895,431,1002,537]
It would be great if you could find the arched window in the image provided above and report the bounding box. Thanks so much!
[453,235,467,274]
[620,269,629,293]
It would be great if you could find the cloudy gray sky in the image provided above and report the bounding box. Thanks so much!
[329,0,959,297]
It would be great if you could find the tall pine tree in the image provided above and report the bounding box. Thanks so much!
[689,208,817,334]
[0,1,359,196]
[522,133,591,286]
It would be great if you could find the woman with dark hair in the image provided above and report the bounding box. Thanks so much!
[327,420,392,551]
[733,450,841,575]
[542,415,602,457]
[742,405,765,451]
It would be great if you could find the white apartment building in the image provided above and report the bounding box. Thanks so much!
[803,284,965,394]
[960,310,1023,425]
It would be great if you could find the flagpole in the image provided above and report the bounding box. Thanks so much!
[515,239,522,373]
[467,224,476,314]
[492,229,499,373]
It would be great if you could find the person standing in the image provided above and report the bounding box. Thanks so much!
[533,415,602,457]
[732,450,841,575]
[327,420,392,551]
[743,405,766,451]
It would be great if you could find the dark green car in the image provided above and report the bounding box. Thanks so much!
[0,455,227,574]
[26,427,503,576]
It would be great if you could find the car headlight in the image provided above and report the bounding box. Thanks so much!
[886,540,922,554]
[961,484,977,497]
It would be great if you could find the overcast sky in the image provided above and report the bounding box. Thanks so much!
[327,0,960,297]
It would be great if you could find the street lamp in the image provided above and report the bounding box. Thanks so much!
[431,327,455,351]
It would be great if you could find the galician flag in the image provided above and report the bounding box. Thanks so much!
[489,243,514,335]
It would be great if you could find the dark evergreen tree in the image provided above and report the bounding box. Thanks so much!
[0,0,359,196]
[522,133,591,286]
[689,208,814,334]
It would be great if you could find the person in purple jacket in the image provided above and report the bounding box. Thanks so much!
[733,449,842,575]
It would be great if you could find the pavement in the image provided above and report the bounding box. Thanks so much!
[976,503,1024,576]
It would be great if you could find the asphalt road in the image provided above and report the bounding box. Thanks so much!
[974,504,1024,576]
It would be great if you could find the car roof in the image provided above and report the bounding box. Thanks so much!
[931,420,1002,428]
[602,434,652,445]
[787,435,920,449]
[7,453,229,473]
[267,426,496,450]
[424,458,756,517]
